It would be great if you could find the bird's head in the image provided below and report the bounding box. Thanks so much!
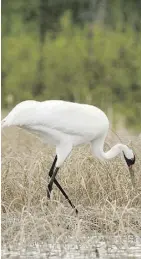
[123,147,136,187]
[123,153,136,169]
[123,148,135,169]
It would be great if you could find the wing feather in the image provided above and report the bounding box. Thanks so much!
[36,101,109,137]
[2,100,109,138]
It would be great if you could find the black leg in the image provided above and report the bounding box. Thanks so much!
[47,155,57,198]
[47,155,57,197]
[47,167,59,198]
[47,155,78,213]
[48,155,57,176]
[53,178,78,214]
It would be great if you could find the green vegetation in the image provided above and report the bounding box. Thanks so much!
[2,0,141,130]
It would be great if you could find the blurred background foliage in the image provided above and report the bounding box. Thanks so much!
[2,0,141,131]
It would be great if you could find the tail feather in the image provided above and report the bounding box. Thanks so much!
[1,117,8,129]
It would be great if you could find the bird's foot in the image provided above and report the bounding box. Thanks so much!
[47,184,52,199]
[47,190,50,199]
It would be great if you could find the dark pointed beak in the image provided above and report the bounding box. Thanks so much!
[128,166,135,187]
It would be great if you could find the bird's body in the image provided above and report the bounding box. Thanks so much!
[2,100,110,166]
[2,100,135,212]
[2,100,108,142]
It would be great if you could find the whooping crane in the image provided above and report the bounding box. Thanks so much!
[1,100,136,213]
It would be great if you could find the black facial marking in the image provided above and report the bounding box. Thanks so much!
[123,152,136,167]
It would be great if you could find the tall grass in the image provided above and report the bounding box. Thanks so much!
[1,127,141,250]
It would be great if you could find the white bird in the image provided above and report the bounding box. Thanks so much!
[1,100,135,213]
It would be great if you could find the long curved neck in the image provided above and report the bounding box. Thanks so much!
[91,137,128,160]
[101,144,125,160]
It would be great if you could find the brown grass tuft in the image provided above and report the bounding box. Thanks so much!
[1,127,141,253]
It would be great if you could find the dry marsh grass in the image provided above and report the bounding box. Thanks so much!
[1,127,141,253]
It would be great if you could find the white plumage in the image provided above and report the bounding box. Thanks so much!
[2,100,135,168]
[1,100,136,211]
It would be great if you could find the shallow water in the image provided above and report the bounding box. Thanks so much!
[2,237,141,259]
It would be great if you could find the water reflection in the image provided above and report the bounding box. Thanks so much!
[2,237,141,259]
